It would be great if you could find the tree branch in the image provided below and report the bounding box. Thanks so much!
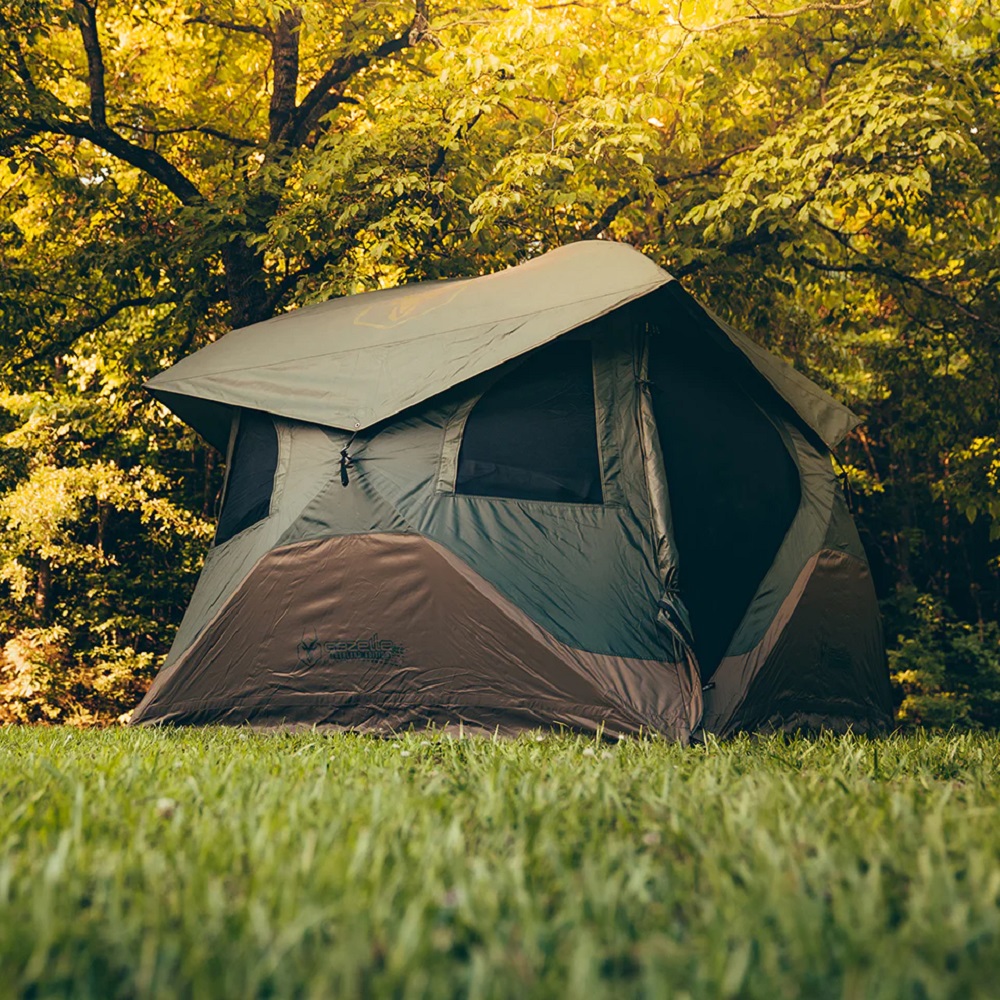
[8,116,204,204]
[800,257,1000,330]
[280,1,432,148]
[263,253,335,315]
[8,3,197,204]
[8,296,170,374]
[673,226,787,277]
[296,93,361,145]
[73,0,107,129]
[583,145,757,239]
[119,123,260,148]
[0,11,38,96]
[819,41,864,101]
[673,1,872,34]
[281,46,396,147]
[428,109,485,178]
[186,13,272,39]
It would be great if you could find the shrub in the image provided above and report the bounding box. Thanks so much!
[0,627,156,726]
[889,594,1000,730]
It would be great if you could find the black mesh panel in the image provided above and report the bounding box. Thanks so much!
[648,333,801,680]
[215,411,278,544]
[456,340,602,504]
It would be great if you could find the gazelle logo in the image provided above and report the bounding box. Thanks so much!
[296,633,324,668]
[296,631,405,668]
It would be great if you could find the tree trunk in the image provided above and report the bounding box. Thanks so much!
[269,9,303,143]
[222,235,272,329]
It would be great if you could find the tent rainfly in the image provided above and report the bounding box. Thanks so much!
[131,241,893,739]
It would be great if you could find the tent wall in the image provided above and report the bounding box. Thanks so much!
[133,319,705,732]
[130,533,702,738]
[276,320,673,661]
[696,437,891,735]
[723,424,848,659]
[161,418,335,669]
[702,545,889,735]
[133,275,892,737]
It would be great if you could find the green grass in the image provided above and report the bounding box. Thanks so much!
[2,730,1000,999]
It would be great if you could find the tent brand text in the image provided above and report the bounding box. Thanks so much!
[297,634,405,667]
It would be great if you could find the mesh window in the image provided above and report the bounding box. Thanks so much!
[215,411,278,545]
[456,340,603,504]
[648,334,801,680]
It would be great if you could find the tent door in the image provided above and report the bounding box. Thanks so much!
[635,329,700,677]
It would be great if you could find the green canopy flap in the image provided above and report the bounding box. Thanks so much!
[146,241,858,451]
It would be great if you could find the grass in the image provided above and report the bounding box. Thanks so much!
[2,729,1000,999]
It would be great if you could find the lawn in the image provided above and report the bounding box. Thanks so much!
[2,729,1000,999]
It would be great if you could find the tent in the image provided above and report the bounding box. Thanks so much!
[131,241,893,739]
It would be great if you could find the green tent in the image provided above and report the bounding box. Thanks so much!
[131,241,892,738]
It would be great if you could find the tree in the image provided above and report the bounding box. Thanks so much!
[1,0,998,721]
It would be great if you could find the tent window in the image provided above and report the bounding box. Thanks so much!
[456,340,603,504]
[648,335,801,680]
[215,411,278,545]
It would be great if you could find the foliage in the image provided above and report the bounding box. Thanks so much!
[0,358,213,723]
[0,626,153,724]
[0,0,998,721]
[890,593,1000,730]
[4,729,1000,996]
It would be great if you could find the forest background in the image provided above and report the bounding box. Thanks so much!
[0,0,997,727]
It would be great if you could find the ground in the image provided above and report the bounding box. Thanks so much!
[1,729,999,998]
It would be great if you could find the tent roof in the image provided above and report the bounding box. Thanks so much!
[146,240,858,451]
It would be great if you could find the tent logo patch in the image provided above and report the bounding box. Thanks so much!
[296,632,405,668]
[296,634,325,668]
